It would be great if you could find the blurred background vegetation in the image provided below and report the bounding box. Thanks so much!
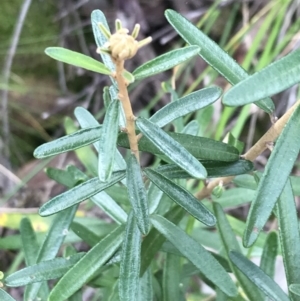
[0,0,300,299]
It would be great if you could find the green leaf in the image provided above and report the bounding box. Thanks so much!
[123,70,135,84]
[155,159,253,179]
[20,218,39,266]
[98,99,120,181]
[243,104,300,247]
[118,131,239,161]
[133,46,199,80]
[91,10,115,74]
[229,251,290,301]
[74,107,126,171]
[127,154,150,235]
[25,206,78,300]
[34,126,102,159]
[39,171,125,216]
[213,202,265,301]
[48,225,125,301]
[149,86,222,128]
[163,253,181,301]
[151,215,237,297]
[70,222,101,247]
[223,49,300,106]
[138,268,153,301]
[140,206,185,276]
[290,284,300,296]
[91,191,127,224]
[119,212,142,301]
[227,132,244,154]
[164,9,274,113]
[260,231,278,279]
[275,179,300,301]
[5,253,85,287]
[147,182,164,214]
[0,290,16,301]
[145,169,216,226]
[136,118,207,179]
[45,47,111,75]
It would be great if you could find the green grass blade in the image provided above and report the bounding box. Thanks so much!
[5,253,85,287]
[223,49,300,106]
[91,191,127,224]
[119,212,142,301]
[0,290,16,301]
[48,225,125,301]
[260,231,278,279]
[155,159,253,179]
[213,202,265,301]
[229,251,290,301]
[118,131,239,161]
[149,86,222,128]
[126,154,150,235]
[243,104,300,247]
[151,214,237,297]
[164,9,274,113]
[140,206,184,276]
[145,169,216,226]
[34,126,102,159]
[276,179,300,301]
[136,118,207,179]
[98,99,120,181]
[133,46,199,80]
[39,171,126,216]
[45,47,111,75]
[163,253,181,301]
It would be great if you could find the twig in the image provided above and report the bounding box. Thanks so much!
[196,99,300,200]
[0,0,32,163]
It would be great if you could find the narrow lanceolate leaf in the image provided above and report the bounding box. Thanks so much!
[229,251,290,301]
[155,159,253,179]
[48,225,125,301]
[136,118,207,179]
[276,180,300,301]
[5,253,85,287]
[0,290,16,301]
[140,206,185,276]
[91,191,127,224]
[25,205,78,301]
[138,268,153,301]
[127,154,150,235]
[39,171,125,216]
[223,49,300,106]
[145,169,215,226]
[243,104,300,247]
[119,212,142,301]
[20,218,39,266]
[118,131,239,162]
[163,253,181,301]
[98,99,120,181]
[260,231,278,279]
[34,126,102,158]
[74,107,126,171]
[151,215,237,297]
[149,86,222,128]
[290,284,300,296]
[164,9,274,113]
[45,47,111,75]
[91,10,115,74]
[213,203,265,301]
[133,46,199,80]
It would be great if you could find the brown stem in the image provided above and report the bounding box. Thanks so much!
[196,99,300,200]
[114,59,140,162]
